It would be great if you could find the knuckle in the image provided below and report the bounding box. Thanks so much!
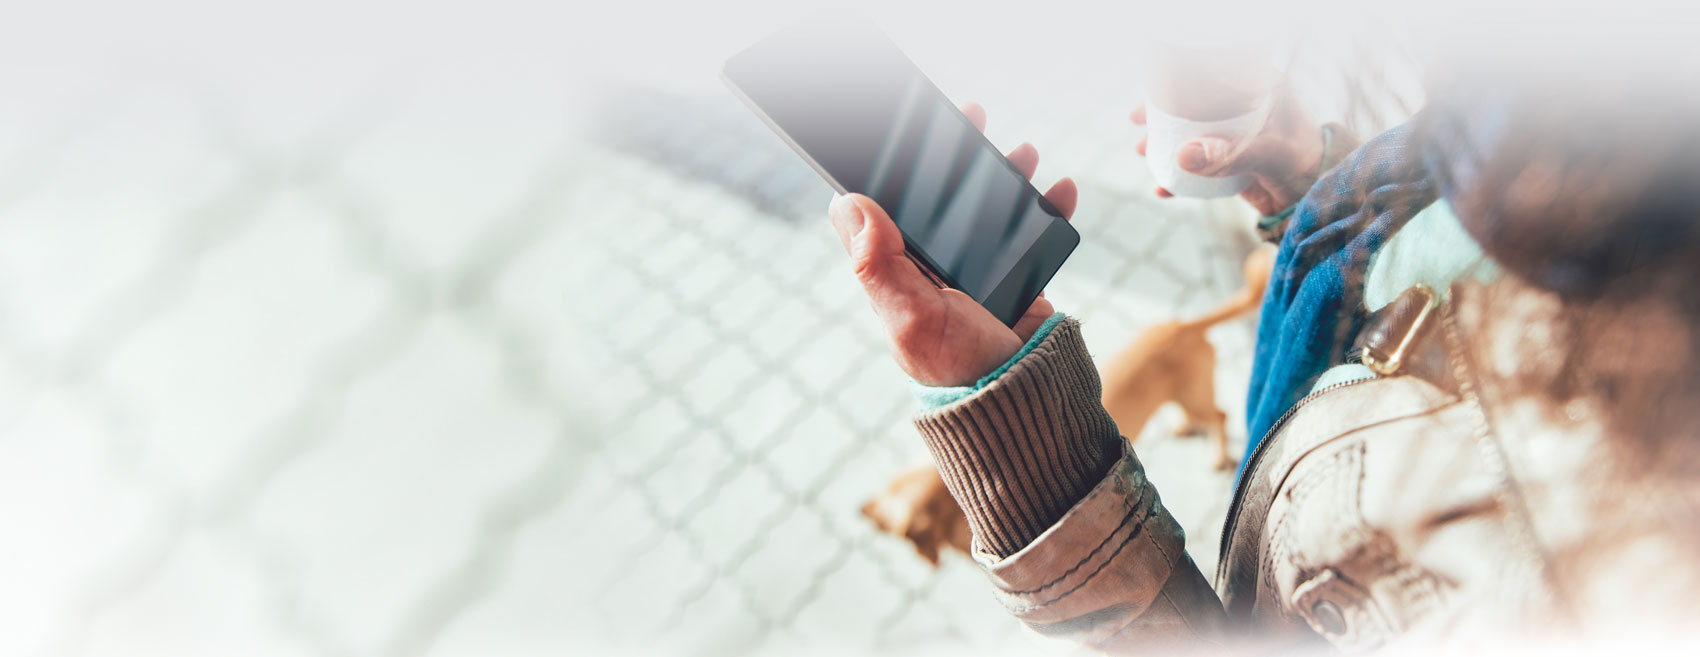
[849,248,883,287]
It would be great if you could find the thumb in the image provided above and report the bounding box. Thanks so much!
[829,194,932,306]
[1179,136,1289,178]
[1176,137,1238,176]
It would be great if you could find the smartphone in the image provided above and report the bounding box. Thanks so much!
[722,18,1080,326]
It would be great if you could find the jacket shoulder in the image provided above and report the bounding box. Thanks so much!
[1219,374,1474,645]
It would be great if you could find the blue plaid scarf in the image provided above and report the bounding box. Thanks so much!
[1244,122,1440,463]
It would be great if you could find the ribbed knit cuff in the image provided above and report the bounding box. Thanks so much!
[912,317,1121,558]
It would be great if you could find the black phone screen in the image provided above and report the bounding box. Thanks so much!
[722,19,1080,326]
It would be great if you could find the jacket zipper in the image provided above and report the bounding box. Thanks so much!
[1216,377,1374,567]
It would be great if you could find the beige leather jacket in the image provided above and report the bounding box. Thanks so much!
[915,279,1700,653]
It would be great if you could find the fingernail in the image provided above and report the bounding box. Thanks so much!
[1202,139,1228,163]
[831,194,866,242]
[1178,142,1210,172]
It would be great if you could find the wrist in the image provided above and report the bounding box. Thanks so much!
[1298,123,1329,183]
[912,316,1121,557]
[1319,122,1359,172]
[911,313,1068,410]
[1270,123,1358,211]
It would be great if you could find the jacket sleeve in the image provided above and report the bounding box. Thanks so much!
[912,317,1231,653]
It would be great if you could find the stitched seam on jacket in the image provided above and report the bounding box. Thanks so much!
[1263,400,1465,538]
[1144,506,1177,578]
[1141,507,1191,630]
[1002,472,1150,596]
[1275,393,1463,483]
[1262,445,1351,624]
[1084,585,1209,654]
[1261,477,1302,620]
[1003,498,1151,611]
[1226,394,1462,622]
[1160,586,1205,641]
[1444,297,1575,619]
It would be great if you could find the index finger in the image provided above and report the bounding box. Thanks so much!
[959,102,987,132]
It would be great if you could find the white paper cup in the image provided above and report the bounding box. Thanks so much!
[1143,101,1272,199]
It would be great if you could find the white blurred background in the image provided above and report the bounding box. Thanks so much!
[0,2,1418,655]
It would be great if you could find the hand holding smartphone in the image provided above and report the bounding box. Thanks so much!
[722,18,1079,328]
[722,18,1081,386]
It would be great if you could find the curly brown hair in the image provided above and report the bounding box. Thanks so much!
[1417,44,1700,470]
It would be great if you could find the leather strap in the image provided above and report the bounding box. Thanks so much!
[1351,285,1459,395]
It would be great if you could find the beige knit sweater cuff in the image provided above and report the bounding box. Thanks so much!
[912,317,1122,558]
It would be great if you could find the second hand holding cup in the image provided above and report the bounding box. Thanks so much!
[1141,30,1286,199]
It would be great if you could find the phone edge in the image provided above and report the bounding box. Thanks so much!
[719,69,960,292]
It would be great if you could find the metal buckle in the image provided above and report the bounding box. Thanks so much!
[1361,284,1438,377]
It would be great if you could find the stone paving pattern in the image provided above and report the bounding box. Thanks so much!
[0,59,1271,656]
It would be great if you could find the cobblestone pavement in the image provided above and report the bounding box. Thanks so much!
[0,26,1276,657]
